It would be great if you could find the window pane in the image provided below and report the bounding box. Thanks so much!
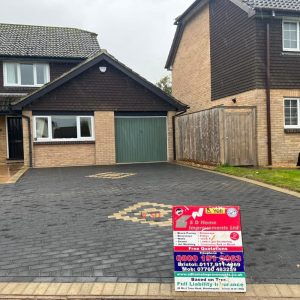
[283,22,298,49]
[52,116,77,139]
[284,99,298,126]
[80,117,92,137]
[20,64,34,85]
[36,117,49,138]
[6,63,18,84]
[36,64,48,85]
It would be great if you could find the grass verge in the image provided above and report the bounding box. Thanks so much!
[215,166,300,193]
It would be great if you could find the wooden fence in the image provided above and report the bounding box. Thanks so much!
[175,106,257,166]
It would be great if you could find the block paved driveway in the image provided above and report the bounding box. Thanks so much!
[0,163,299,284]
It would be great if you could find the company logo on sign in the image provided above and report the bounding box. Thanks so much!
[192,208,204,219]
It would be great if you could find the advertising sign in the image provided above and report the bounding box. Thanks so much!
[173,206,246,293]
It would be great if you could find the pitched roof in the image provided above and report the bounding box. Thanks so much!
[242,0,300,12]
[12,50,188,112]
[0,23,100,59]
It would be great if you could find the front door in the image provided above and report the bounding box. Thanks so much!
[7,117,24,160]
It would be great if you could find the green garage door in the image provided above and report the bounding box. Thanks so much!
[115,117,167,163]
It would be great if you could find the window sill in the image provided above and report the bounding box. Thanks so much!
[284,128,300,133]
[34,140,95,145]
[281,51,300,56]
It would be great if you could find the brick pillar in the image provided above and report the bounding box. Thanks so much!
[0,116,7,164]
[167,111,176,161]
[22,111,33,167]
[94,111,116,165]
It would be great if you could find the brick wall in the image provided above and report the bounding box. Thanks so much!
[0,116,7,164]
[208,89,300,167]
[33,144,96,168]
[22,111,33,167]
[270,89,300,166]
[22,110,175,168]
[94,111,116,165]
[172,3,211,112]
[167,111,175,161]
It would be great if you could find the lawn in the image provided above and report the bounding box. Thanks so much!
[215,166,300,193]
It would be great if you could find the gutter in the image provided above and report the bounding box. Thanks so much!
[265,23,272,166]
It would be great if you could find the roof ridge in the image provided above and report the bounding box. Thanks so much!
[0,22,98,36]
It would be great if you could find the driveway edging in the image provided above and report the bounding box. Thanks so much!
[174,162,300,199]
[0,283,299,299]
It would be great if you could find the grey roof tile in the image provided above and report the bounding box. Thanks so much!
[0,23,100,59]
[242,0,300,11]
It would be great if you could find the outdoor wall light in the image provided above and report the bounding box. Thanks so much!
[232,98,237,104]
[99,66,107,73]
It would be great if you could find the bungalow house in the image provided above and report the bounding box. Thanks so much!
[0,23,187,168]
[166,0,300,167]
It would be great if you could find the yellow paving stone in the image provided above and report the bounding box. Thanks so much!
[10,283,30,295]
[102,283,116,295]
[289,285,300,297]
[0,283,8,294]
[56,283,72,295]
[252,284,269,297]
[276,284,294,297]
[124,283,138,296]
[160,283,171,296]
[66,283,83,295]
[33,283,51,295]
[136,283,149,296]
[22,283,41,295]
[90,283,105,295]
[148,283,160,296]
[2,283,20,294]
[243,285,256,297]
[113,283,127,295]
[44,283,61,295]
[264,284,281,297]
[79,283,94,295]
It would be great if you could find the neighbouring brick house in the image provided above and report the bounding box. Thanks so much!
[0,23,187,168]
[166,0,300,167]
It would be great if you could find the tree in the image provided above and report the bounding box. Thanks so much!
[156,75,172,95]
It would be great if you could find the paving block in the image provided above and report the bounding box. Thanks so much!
[102,283,116,295]
[66,283,83,295]
[136,283,149,296]
[90,283,105,295]
[276,284,295,297]
[124,283,138,296]
[113,283,127,295]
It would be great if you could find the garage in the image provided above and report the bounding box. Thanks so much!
[115,114,167,163]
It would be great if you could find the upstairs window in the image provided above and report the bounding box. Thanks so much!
[284,98,300,128]
[3,62,50,87]
[34,115,94,142]
[283,21,300,51]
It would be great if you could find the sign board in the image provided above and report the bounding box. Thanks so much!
[173,206,246,293]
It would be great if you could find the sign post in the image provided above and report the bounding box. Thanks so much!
[173,206,246,293]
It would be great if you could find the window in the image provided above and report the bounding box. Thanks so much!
[3,62,49,87]
[284,98,300,128]
[34,116,94,141]
[283,21,298,50]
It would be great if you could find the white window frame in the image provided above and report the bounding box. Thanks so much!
[33,115,95,142]
[3,62,50,87]
[282,20,300,52]
[284,98,300,129]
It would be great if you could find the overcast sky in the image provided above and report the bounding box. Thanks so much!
[0,0,194,83]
